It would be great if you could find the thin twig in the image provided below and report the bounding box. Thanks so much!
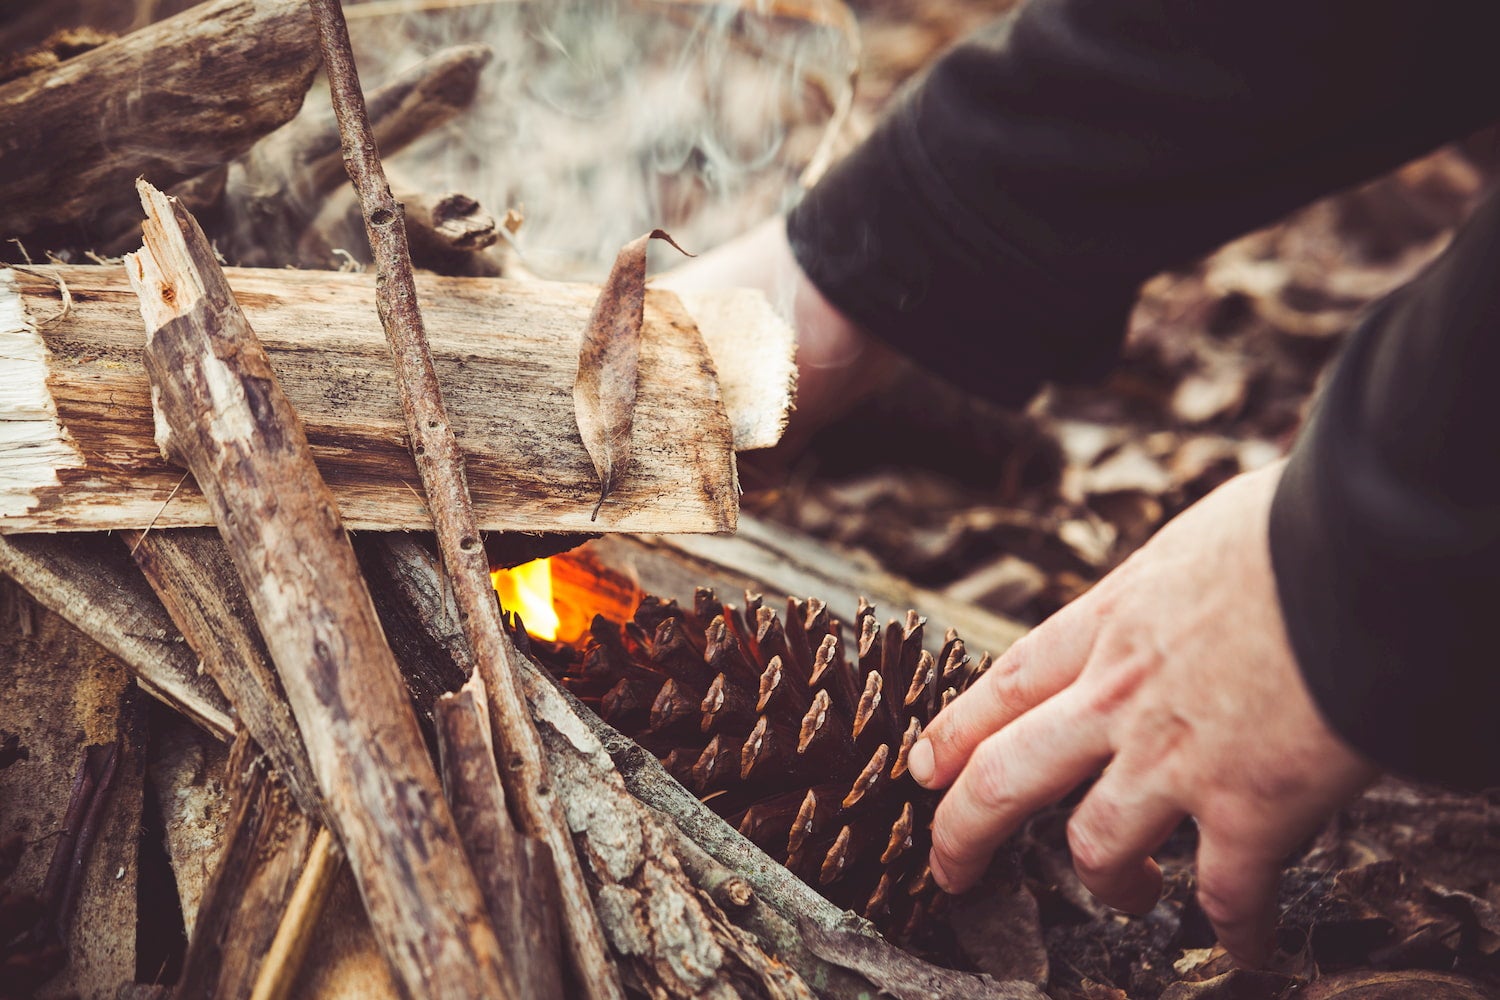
[248,828,343,1000]
[11,265,73,327]
[129,472,191,557]
[304,4,623,998]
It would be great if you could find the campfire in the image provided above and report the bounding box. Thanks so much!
[5,1,1500,999]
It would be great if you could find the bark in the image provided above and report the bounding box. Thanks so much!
[436,679,566,1000]
[0,264,754,534]
[128,181,516,999]
[175,733,322,1000]
[306,3,624,995]
[126,527,323,821]
[0,0,320,249]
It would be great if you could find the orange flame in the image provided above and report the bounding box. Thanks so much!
[491,559,561,642]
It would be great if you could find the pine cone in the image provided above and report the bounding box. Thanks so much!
[533,589,990,942]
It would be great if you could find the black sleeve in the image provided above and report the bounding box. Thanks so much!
[787,0,1500,403]
[1269,191,1500,790]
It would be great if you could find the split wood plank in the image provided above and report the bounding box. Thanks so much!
[0,0,320,248]
[0,264,789,534]
[129,182,516,998]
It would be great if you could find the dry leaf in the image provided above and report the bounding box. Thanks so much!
[573,229,690,520]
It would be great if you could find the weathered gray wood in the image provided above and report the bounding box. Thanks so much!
[0,264,756,534]
[0,0,320,248]
[0,533,234,740]
[129,181,516,999]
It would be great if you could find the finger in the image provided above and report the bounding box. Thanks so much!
[1195,825,1282,968]
[1066,761,1185,915]
[929,687,1110,894]
[911,593,1106,789]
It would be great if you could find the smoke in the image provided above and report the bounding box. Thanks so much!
[340,0,855,281]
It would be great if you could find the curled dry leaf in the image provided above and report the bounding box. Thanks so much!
[574,229,691,521]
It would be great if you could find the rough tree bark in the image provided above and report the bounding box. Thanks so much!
[128,180,516,999]
[0,0,320,249]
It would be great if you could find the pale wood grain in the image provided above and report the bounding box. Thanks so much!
[1,264,758,534]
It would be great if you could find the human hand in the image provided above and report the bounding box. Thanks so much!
[656,216,903,455]
[906,462,1379,966]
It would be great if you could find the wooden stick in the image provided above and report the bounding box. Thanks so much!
[1,264,755,534]
[127,181,517,999]
[125,528,323,821]
[249,826,344,1000]
[0,0,320,248]
[305,4,624,997]
[175,733,323,1000]
[436,678,565,1000]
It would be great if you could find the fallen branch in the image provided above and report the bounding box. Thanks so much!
[306,3,623,996]
[249,826,343,1000]
[436,678,566,1000]
[0,0,320,248]
[128,181,515,998]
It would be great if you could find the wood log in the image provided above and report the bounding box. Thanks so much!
[0,0,320,250]
[436,678,566,1000]
[126,528,323,821]
[174,732,322,1000]
[0,263,791,533]
[0,533,234,740]
[128,183,516,998]
[221,44,494,267]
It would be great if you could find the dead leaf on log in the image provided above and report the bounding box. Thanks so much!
[575,229,691,521]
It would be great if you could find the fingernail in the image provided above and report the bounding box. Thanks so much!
[929,849,951,892]
[908,739,934,786]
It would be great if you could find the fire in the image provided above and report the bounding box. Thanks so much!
[491,559,562,642]
[491,550,644,647]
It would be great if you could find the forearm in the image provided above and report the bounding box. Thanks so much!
[1270,189,1500,790]
[791,0,1500,401]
